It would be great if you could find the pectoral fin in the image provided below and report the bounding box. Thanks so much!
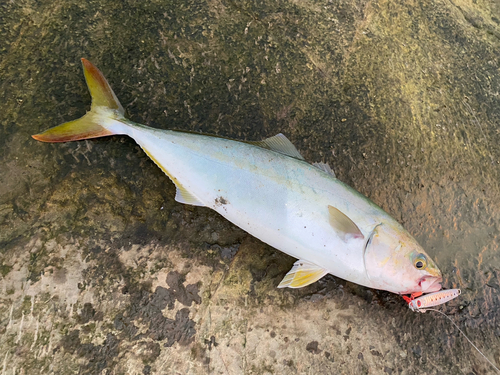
[278,260,328,288]
[328,205,364,241]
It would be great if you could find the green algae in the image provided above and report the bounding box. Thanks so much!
[0,264,12,277]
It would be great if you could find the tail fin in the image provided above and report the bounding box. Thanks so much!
[32,58,125,143]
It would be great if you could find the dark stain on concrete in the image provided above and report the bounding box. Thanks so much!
[79,303,98,324]
[165,271,202,307]
[59,331,120,374]
[114,286,197,346]
[204,335,218,351]
[191,342,211,366]
[213,244,240,260]
[306,341,321,354]
[114,271,200,348]
[61,256,201,372]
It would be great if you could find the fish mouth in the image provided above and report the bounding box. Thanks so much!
[419,276,443,293]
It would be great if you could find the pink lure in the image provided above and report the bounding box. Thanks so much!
[408,289,461,312]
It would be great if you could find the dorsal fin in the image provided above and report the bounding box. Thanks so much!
[313,162,336,177]
[250,133,304,160]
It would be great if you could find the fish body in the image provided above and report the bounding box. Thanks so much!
[112,121,386,286]
[33,59,442,295]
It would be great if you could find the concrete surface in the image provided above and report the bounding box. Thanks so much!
[1,0,500,373]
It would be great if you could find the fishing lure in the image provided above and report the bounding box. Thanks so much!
[402,289,500,373]
[403,289,461,312]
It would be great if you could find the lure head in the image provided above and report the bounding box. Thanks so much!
[408,299,424,312]
[363,223,442,294]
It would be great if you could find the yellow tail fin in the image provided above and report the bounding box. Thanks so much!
[32,58,125,143]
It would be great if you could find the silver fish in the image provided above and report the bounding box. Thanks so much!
[32,59,442,294]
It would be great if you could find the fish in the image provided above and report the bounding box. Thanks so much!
[32,58,442,295]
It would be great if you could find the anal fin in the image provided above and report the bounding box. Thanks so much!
[141,146,205,207]
[278,260,328,288]
[175,186,205,207]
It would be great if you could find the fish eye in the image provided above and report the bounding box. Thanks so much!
[413,254,427,270]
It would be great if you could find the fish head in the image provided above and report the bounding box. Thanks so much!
[363,223,442,294]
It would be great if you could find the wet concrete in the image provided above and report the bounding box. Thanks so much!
[1,0,500,373]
